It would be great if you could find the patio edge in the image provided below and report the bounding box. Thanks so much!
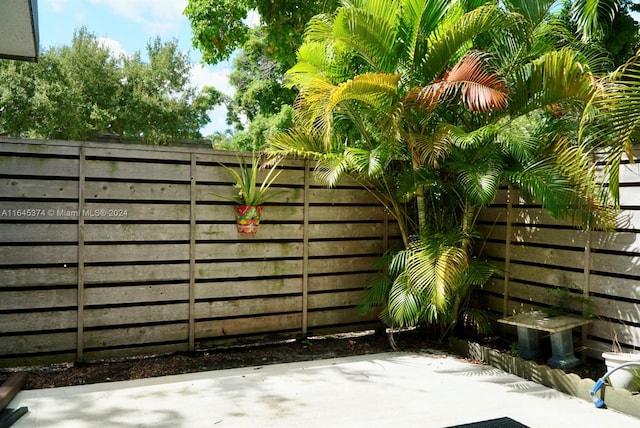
[449,337,640,419]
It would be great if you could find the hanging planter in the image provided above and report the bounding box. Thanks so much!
[234,205,263,234]
[214,153,283,235]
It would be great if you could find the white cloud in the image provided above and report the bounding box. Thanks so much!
[41,0,74,13]
[97,37,128,57]
[190,64,235,135]
[89,0,187,36]
[190,64,234,97]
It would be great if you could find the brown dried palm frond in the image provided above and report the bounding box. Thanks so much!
[406,51,509,114]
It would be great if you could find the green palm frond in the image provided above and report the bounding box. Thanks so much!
[571,0,620,42]
[506,159,574,217]
[418,3,517,83]
[513,48,594,115]
[331,0,401,73]
[294,72,401,141]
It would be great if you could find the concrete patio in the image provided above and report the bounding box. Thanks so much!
[6,352,639,427]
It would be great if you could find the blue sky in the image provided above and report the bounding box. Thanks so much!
[38,0,243,136]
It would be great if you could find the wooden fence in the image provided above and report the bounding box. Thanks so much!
[0,137,401,368]
[477,153,640,359]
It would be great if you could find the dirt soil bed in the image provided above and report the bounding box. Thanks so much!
[0,330,605,390]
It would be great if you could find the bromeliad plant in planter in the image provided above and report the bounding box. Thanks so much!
[219,153,283,234]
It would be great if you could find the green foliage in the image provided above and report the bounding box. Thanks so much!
[218,154,283,206]
[0,28,217,144]
[545,286,596,318]
[269,0,632,340]
[184,0,341,68]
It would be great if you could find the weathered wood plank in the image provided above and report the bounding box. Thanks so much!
[0,289,76,310]
[618,163,640,183]
[590,273,640,300]
[85,283,189,306]
[84,223,190,242]
[507,244,585,270]
[589,318,640,350]
[506,263,585,289]
[591,296,640,324]
[84,304,189,327]
[0,332,76,355]
[0,140,80,156]
[196,259,302,279]
[476,207,507,223]
[308,206,387,222]
[0,245,77,266]
[195,296,301,319]
[307,222,397,240]
[81,202,190,221]
[308,188,380,204]
[0,156,79,177]
[308,240,384,258]
[85,146,194,162]
[619,186,640,206]
[196,241,304,260]
[308,273,373,292]
[197,183,304,204]
[83,343,188,362]
[195,204,303,222]
[308,290,364,309]
[307,256,377,274]
[83,324,188,348]
[85,159,191,181]
[84,263,190,284]
[481,224,587,249]
[307,308,377,327]
[84,244,190,263]
[590,253,640,276]
[0,178,78,199]
[85,181,190,201]
[195,313,302,338]
[616,209,640,228]
[0,201,79,220]
[196,223,303,241]
[195,278,301,300]
[0,267,77,287]
[591,230,640,252]
[0,223,77,243]
[0,311,76,333]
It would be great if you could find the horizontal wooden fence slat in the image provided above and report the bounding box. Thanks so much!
[0,177,79,199]
[85,181,191,201]
[195,278,302,300]
[0,289,77,310]
[84,264,190,284]
[0,311,77,333]
[84,303,189,327]
[84,283,189,306]
[195,296,301,319]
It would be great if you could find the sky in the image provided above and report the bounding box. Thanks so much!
[37,0,247,136]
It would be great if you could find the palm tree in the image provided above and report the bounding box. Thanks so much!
[267,0,630,338]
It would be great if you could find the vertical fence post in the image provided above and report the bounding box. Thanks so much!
[503,186,513,316]
[301,161,310,337]
[189,152,197,351]
[581,229,593,361]
[77,146,86,363]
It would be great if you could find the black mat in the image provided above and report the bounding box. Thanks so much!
[445,416,529,428]
[0,407,28,428]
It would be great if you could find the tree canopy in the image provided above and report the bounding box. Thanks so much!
[184,0,340,68]
[0,28,218,144]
